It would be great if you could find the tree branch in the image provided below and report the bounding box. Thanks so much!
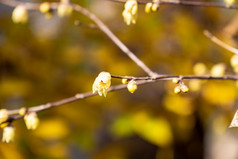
[2,73,238,125]
[109,0,238,9]
[204,30,238,55]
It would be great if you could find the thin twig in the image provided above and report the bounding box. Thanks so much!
[4,74,238,120]
[74,20,99,29]
[109,0,238,9]
[0,0,157,77]
[204,30,238,55]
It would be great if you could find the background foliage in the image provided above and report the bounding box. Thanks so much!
[0,0,238,158]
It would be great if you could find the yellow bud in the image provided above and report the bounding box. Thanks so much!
[180,84,189,93]
[57,3,73,17]
[193,63,207,75]
[2,125,15,143]
[0,109,8,124]
[19,107,27,116]
[145,3,152,13]
[174,86,181,94]
[122,78,129,84]
[127,80,137,93]
[24,112,40,130]
[211,63,226,77]
[224,0,235,5]
[172,78,179,84]
[151,3,159,12]
[0,122,10,129]
[92,72,111,97]
[230,55,238,68]
[12,5,28,24]
[39,2,50,13]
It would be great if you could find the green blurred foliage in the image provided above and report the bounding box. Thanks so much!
[0,0,238,159]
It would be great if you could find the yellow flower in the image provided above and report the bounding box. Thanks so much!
[122,0,138,25]
[210,63,226,77]
[2,125,15,143]
[57,3,73,17]
[127,80,137,93]
[40,2,50,13]
[0,109,8,124]
[24,112,40,130]
[92,72,111,97]
[12,5,28,24]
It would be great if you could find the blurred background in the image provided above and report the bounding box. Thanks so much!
[1,0,238,158]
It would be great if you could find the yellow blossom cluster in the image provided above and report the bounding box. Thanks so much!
[145,0,160,13]
[92,72,111,97]
[172,78,189,94]
[122,0,138,25]
[0,108,40,143]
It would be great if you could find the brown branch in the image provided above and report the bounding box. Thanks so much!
[0,0,157,77]
[3,73,238,124]
[109,0,238,9]
[204,30,238,55]
[111,74,238,81]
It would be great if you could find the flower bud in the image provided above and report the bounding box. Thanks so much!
[145,3,152,13]
[122,0,138,25]
[57,3,73,17]
[0,109,8,124]
[12,5,28,24]
[180,84,189,93]
[224,0,235,5]
[127,80,137,93]
[151,3,159,12]
[24,112,40,130]
[92,72,111,97]
[122,78,129,84]
[40,2,50,13]
[174,86,181,94]
[19,107,27,116]
[2,125,15,143]
[172,78,179,84]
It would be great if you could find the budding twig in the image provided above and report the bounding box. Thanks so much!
[2,73,238,125]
